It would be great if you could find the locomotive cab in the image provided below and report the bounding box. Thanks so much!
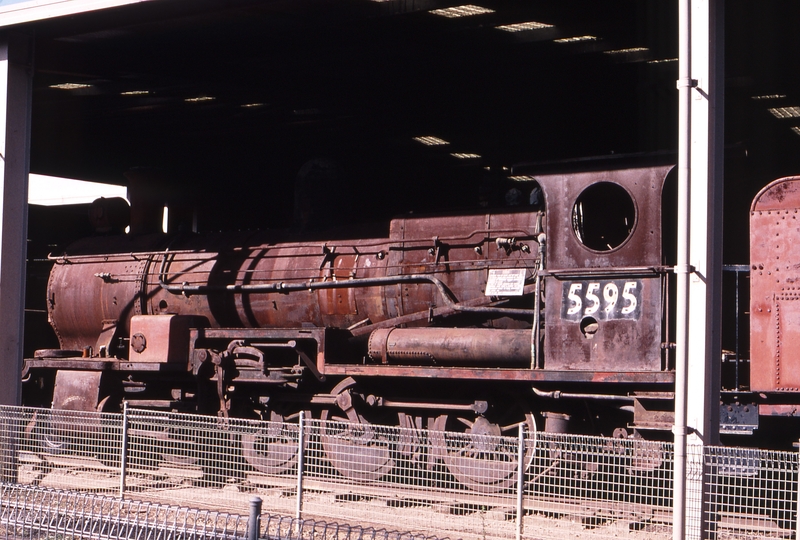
[535,166,672,374]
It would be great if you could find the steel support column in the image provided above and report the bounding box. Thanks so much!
[684,0,724,451]
[674,1,724,539]
[0,33,32,407]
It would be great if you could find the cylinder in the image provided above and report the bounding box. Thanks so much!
[542,411,571,433]
[367,327,531,365]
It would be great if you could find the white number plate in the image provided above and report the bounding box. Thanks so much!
[561,279,642,321]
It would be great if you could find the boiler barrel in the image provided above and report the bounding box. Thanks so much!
[46,208,540,353]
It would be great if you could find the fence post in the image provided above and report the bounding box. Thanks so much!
[296,410,305,520]
[516,423,525,540]
[119,401,129,499]
[0,406,18,484]
[249,496,263,540]
[796,440,800,540]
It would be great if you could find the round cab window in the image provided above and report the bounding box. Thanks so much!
[572,182,636,251]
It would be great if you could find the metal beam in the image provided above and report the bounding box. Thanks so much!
[0,32,32,407]
[673,1,724,539]
[0,0,156,28]
[685,0,724,450]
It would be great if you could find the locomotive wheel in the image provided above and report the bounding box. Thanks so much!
[158,424,202,467]
[37,397,112,458]
[241,411,303,475]
[319,378,394,483]
[430,412,536,493]
[38,410,71,455]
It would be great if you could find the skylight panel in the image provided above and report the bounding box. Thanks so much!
[430,5,494,18]
[413,136,449,146]
[553,35,596,43]
[497,21,553,32]
[49,83,92,90]
[604,47,649,55]
[768,106,800,119]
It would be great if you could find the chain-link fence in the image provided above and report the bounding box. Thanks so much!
[1,405,798,540]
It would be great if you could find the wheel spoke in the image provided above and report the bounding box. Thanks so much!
[457,417,474,428]
[431,413,536,493]
[319,384,394,483]
[241,412,301,475]
[500,421,525,432]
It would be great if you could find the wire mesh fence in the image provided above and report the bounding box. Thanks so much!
[703,446,798,539]
[0,406,124,492]
[0,483,249,540]
[0,484,436,540]
[1,404,799,540]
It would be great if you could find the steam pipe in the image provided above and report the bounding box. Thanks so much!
[158,271,537,318]
[531,387,635,402]
[674,0,693,538]
[532,233,545,368]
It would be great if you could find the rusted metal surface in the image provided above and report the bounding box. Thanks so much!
[534,166,672,372]
[128,315,198,364]
[29,164,684,435]
[190,326,329,377]
[47,209,541,354]
[631,396,675,430]
[758,403,800,416]
[750,175,800,391]
[51,370,103,411]
[45,167,672,375]
[535,166,672,269]
[367,327,531,365]
[24,359,190,372]
[321,364,675,383]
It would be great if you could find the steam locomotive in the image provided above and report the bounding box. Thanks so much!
[21,163,800,462]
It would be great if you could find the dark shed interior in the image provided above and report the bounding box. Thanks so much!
[17,0,800,354]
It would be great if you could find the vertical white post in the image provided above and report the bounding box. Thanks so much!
[686,0,724,450]
[0,33,33,407]
[296,410,305,520]
[675,1,724,539]
[515,424,525,540]
[673,2,692,536]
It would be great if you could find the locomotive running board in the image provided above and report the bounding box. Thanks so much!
[322,364,675,383]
